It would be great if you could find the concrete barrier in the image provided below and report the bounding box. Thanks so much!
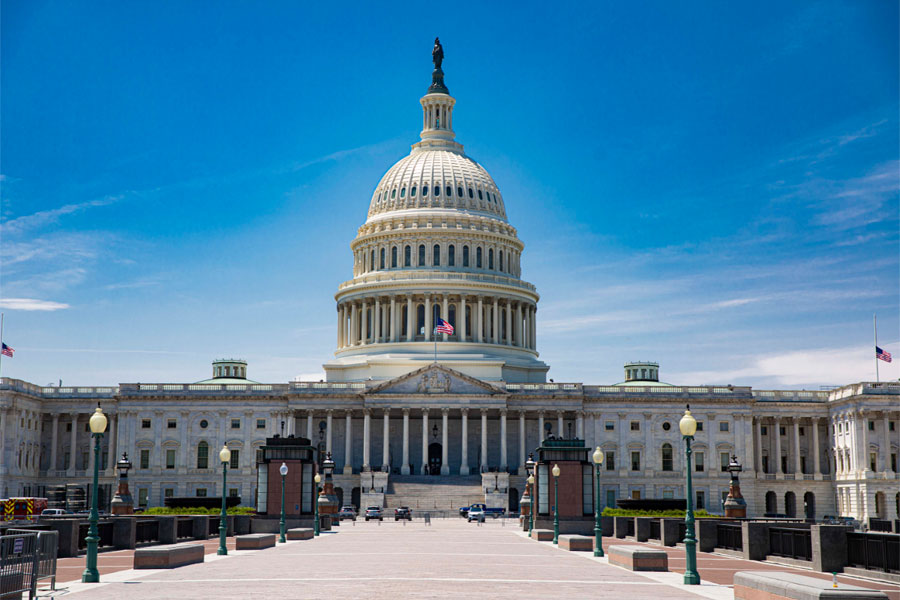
[287,528,314,541]
[233,515,251,535]
[613,516,630,539]
[661,519,682,547]
[192,515,209,540]
[635,518,651,542]
[158,516,177,544]
[531,529,553,541]
[134,542,205,569]
[734,571,887,599]
[608,545,668,572]
[558,534,593,552]
[112,517,136,550]
[235,533,276,550]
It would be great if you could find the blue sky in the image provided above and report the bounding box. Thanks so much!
[1,1,898,387]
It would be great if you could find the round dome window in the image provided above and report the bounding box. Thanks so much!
[200,419,208,429]
[662,422,671,431]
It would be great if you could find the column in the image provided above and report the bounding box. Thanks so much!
[406,295,414,342]
[106,414,116,473]
[344,411,353,474]
[441,409,449,475]
[557,411,564,438]
[336,305,342,349]
[180,411,189,473]
[538,412,545,442]
[618,413,627,473]
[362,410,371,470]
[361,299,369,344]
[500,409,508,470]
[401,409,410,475]
[860,411,869,472]
[480,409,488,471]
[793,418,802,474]
[774,417,783,475]
[476,296,484,343]
[350,302,358,345]
[374,297,381,343]
[576,411,584,439]
[382,409,390,471]
[519,411,526,474]
[813,417,821,476]
[460,409,469,475]
[421,409,429,475]
[68,414,78,471]
[491,298,499,343]
[459,294,467,342]
[424,294,432,341]
[326,410,333,454]
[531,306,537,349]
[306,411,313,441]
[442,295,449,341]
[390,296,397,342]
[49,415,59,472]
[505,301,512,345]
[883,413,891,473]
[515,302,523,347]
[755,417,763,473]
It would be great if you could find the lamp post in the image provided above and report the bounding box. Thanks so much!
[218,445,231,555]
[679,406,700,585]
[525,453,536,533]
[314,473,321,536]
[279,462,288,543]
[551,463,560,544]
[592,446,605,557]
[81,405,107,583]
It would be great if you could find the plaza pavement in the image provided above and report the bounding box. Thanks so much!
[42,519,899,600]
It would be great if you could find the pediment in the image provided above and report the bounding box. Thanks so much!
[367,363,504,396]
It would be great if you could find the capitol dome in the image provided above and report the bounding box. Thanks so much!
[324,41,548,383]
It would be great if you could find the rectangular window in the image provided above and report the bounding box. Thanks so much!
[695,452,705,472]
[761,426,767,435]
[256,419,266,430]
[84,422,90,432]
[779,426,786,436]
[799,426,805,436]
[890,421,896,431]
[720,452,730,472]
[64,451,70,468]
[256,449,264,464]
[140,449,150,469]
[141,418,151,429]
[630,421,640,431]
[606,489,616,509]
[780,455,788,473]
[762,455,769,473]
[197,445,209,469]
[82,451,89,469]
[138,488,149,507]
[167,419,177,429]
[605,451,615,471]
[196,488,207,497]
[867,421,874,431]
[605,421,615,431]
[800,456,807,474]
[166,449,176,469]
[231,418,240,429]
[582,464,593,515]
[721,491,729,508]
[892,453,897,472]
[719,421,729,432]
[696,421,703,432]
[164,488,174,498]
[696,490,705,510]
[869,452,877,471]
[538,464,549,514]
[631,451,641,471]
[663,489,674,499]
[66,423,72,432]
[228,488,239,498]
[230,449,240,470]
[301,463,313,513]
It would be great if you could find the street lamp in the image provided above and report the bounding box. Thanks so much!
[279,462,288,543]
[217,445,231,555]
[81,405,107,583]
[551,463,560,544]
[314,473,321,536]
[592,446,605,557]
[525,453,536,533]
[679,405,700,585]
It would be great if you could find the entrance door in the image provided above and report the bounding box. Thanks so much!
[428,443,442,475]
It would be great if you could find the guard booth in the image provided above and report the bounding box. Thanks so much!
[256,435,317,518]
[532,437,594,535]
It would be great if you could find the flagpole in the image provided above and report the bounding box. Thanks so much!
[0,312,4,379]
[874,313,879,383]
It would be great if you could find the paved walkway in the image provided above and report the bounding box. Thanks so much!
[44,520,725,600]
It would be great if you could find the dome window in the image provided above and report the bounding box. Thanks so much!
[478,190,483,200]
[468,188,474,198]
[448,245,455,266]
[380,248,385,269]
[434,186,440,196]
[391,189,396,199]
[422,185,428,196]
[457,186,463,197]
[446,185,452,197]
[391,246,398,268]
[462,245,470,267]
[433,245,441,266]
[400,188,406,198]
[418,244,425,266]
[476,247,483,268]
[488,248,494,270]
[404,245,411,267]
[377,192,382,202]
[499,250,504,272]
[411,186,417,197]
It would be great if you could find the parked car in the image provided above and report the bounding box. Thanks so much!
[467,506,485,522]
[394,507,412,521]
[40,508,70,516]
[338,506,357,521]
[364,506,383,521]
[459,503,504,518]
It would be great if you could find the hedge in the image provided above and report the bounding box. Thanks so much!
[601,507,714,518]
[142,506,256,515]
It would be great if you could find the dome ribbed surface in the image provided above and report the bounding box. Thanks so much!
[367,148,507,222]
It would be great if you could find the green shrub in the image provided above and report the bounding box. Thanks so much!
[142,506,256,516]
[601,507,714,518]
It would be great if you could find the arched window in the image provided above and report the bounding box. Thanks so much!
[468,188,474,198]
[391,189,396,199]
[391,246,398,268]
[411,186,417,197]
[765,491,777,514]
[433,244,441,266]
[418,245,425,266]
[434,185,440,196]
[457,186,463,197]
[478,189,483,200]
[476,247,483,268]
[488,248,494,270]
[432,303,440,328]
[370,250,375,271]
[446,185,452,197]
[448,245,455,266]
[661,444,673,471]
[400,187,406,198]
[499,250,504,272]
[401,305,408,337]
[416,304,425,336]
[379,248,385,269]
[448,305,456,336]
[404,245,411,267]
[422,185,428,196]
[463,246,469,267]
[197,441,209,469]
[465,305,471,337]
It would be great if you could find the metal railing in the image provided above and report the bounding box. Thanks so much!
[716,523,743,551]
[77,521,113,551]
[0,532,39,600]
[7,529,56,592]
[768,527,811,561]
[648,519,660,540]
[847,532,900,573]
[135,519,159,544]
[176,517,194,539]
[868,519,893,533]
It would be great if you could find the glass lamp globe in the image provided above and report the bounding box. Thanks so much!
[219,445,231,464]
[592,447,604,465]
[551,464,560,477]
[314,473,321,483]
[89,406,108,434]
[679,406,698,437]
[527,474,534,484]
[279,462,288,476]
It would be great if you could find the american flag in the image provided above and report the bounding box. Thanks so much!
[1,343,13,358]
[876,346,892,363]
[435,318,454,335]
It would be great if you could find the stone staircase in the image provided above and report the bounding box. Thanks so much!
[384,475,484,511]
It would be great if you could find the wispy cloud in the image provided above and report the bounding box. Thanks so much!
[0,298,70,311]
[0,195,121,235]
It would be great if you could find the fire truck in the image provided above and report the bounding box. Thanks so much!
[1,497,48,521]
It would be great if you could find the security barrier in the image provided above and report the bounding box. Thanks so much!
[8,529,57,592]
[0,532,39,600]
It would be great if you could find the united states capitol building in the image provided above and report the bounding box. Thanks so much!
[1,44,897,523]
